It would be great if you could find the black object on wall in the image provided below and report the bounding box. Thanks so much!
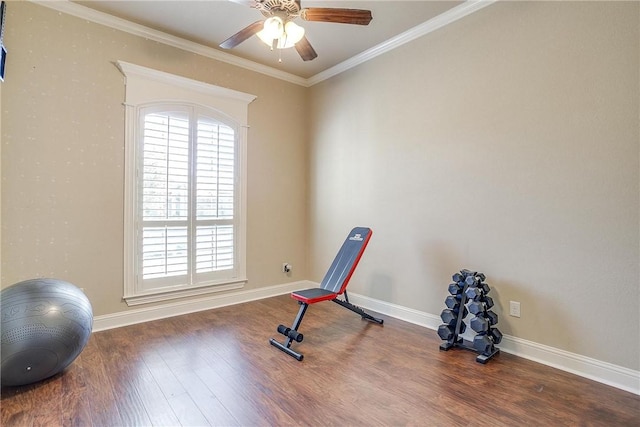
[0,1,6,81]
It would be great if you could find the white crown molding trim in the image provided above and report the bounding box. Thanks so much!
[30,0,308,87]
[346,292,640,395]
[92,280,311,332]
[307,0,497,86]
[31,0,494,88]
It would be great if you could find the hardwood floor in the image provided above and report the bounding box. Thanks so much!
[2,294,639,426]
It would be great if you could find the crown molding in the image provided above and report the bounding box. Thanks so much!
[307,0,496,86]
[30,0,308,86]
[30,0,495,87]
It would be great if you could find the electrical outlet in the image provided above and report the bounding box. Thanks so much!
[509,301,521,318]
[282,263,292,273]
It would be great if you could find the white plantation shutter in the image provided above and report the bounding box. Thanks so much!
[141,112,189,281]
[138,107,239,290]
[195,119,235,274]
[118,61,254,305]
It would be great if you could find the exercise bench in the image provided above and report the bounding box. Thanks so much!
[269,227,384,361]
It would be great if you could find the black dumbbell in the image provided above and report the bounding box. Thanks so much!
[469,301,485,315]
[452,272,464,283]
[478,282,491,293]
[489,327,503,344]
[448,282,463,295]
[465,275,479,286]
[473,333,496,355]
[469,281,491,293]
[437,324,455,341]
[481,295,494,308]
[465,286,483,301]
[465,282,492,300]
[437,319,467,340]
[470,311,498,333]
[460,269,476,278]
[468,298,495,315]
[441,309,456,326]
[445,294,462,309]
[485,310,498,325]
[441,307,468,326]
[470,315,489,333]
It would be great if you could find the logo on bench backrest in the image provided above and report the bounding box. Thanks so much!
[349,233,363,241]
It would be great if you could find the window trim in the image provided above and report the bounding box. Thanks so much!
[116,61,256,306]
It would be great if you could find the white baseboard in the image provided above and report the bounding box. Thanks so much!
[93,283,639,395]
[346,292,640,395]
[498,335,640,395]
[92,280,311,332]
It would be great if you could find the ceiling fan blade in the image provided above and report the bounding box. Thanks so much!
[295,36,318,61]
[301,8,373,25]
[219,20,264,49]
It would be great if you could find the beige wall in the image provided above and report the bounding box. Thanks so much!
[309,1,639,370]
[1,2,309,315]
[2,1,638,373]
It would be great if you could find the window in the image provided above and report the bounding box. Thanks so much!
[140,107,235,284]
[117,61,256,305]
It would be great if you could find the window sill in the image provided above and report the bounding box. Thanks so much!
[123,279,247,306]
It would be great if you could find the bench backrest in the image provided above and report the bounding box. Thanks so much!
[320,227,372,295]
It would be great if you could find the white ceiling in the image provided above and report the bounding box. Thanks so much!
[71,1,466,80]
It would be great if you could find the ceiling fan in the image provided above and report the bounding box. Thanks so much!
[220,0,373,61]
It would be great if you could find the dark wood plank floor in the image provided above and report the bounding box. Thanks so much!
[2,294,639,426]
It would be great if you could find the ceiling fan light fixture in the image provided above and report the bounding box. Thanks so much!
[257,17,305,50]
[284,21,305,45]
[257,16,284,45]
[221,1,372,62]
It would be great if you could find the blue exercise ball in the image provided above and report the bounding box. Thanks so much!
[1,278,93,387]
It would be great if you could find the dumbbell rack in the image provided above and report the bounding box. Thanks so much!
[438,269,502,364]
